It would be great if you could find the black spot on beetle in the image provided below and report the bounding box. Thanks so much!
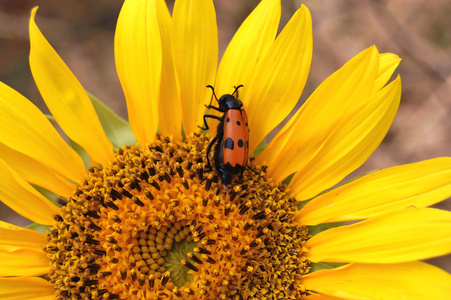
[224,138,234,150]
[238,139,244,148]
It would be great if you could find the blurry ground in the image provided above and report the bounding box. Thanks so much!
[0,0,450,272]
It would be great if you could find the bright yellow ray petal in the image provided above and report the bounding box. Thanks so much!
[305,207,451,264]
[289,76,400,200]
[297,157,451,225]
[0,249,49,276]
[29,8,114,166]
[258,47,379,176]
[172,0,218,134]
[0,158,58,225]
[373,53,401,92]
[115,0,162,146]
[156,0,182,140]
[0,81,85,183]
[215,0,281,97]
[0,221,46,252]
[303,261,451,300]
[0,277,54,300]
[258,47,384,190]
[244,5,312,153]
[0,142,75,198]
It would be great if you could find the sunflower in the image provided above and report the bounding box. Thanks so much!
[1,0,451,299]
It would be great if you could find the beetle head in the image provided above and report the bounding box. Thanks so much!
[206,85,244,111]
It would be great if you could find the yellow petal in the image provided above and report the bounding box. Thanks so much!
[29,8,114,166]
[0,277,54,300]
[0,249,49,276]
[0,221,47,252]
[297,157,451,225]
[215,0,281,97]
[115,0,162,146]
[303,261,451,300]
[0,158,58,225]
[258,47,380,180]
[259,48,402,201]
[373,53,401,92]
[0,142,75,198]
[156,0,182,140]
[305,207,451,264]
[0,82,86,183]
[244,5,313,153]
[172,0,218,134]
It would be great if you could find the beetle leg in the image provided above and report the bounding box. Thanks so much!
[205,105,223,112]
[205,135,218,171]
[246,164,260,175]
[199,114,221,130]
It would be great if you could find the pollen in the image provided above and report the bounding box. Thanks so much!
[45,133,310,299]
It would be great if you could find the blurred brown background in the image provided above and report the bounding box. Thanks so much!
[0,0,450,272]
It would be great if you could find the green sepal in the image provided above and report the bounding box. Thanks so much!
[69,139,91,169]
[282,172,295,186]
[307,221,344,236]
[181,122,186,139]
[44,114,55,121]
[33,185,60,204]
[44,114,92,168]
[297,199,309,210]
[26,223,50,235]
[253,138,267,157]
[87,91,137,149]
[308,261,347,273]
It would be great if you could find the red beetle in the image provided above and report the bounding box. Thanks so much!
[200,85,249,188]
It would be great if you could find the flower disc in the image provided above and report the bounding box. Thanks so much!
[45,133,310,299]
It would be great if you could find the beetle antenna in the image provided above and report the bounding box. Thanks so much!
[206,85,219,106]
[233,84,244,98]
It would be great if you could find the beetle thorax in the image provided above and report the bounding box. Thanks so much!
[218,94,243,111]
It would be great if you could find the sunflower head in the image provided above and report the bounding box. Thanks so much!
[1,0,451,300]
